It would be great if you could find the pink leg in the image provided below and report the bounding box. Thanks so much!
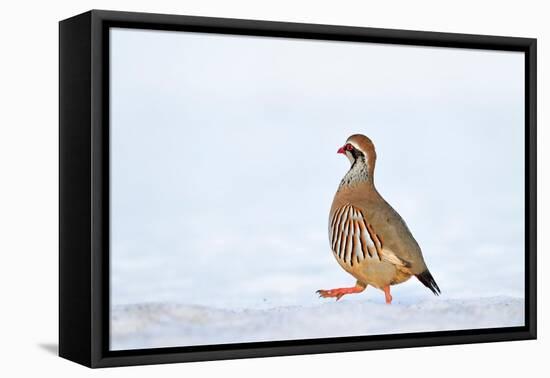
[317,282,366,301]
[383,285,393,304]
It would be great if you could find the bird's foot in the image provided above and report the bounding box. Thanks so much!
[316,284,365,301]
[383,286,392,304]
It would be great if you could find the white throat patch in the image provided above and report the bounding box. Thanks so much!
[344,150,355,164]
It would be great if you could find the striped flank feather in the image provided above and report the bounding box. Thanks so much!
[329,204,383,266]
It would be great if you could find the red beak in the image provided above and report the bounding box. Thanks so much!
[337,146,346,154]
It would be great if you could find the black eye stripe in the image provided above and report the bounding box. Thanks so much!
[350,148,364,159]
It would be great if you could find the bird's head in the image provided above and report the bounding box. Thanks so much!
[337,134,377,187]
[337,134,376,167]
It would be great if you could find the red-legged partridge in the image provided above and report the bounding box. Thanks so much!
[317,134,440,304]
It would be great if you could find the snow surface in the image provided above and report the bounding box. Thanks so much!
[111,296,524,350]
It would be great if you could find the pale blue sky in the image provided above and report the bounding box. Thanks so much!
[110,28,525,309]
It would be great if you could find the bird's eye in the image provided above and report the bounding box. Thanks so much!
[345,144,354,151]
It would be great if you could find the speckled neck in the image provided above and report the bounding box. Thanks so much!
[339,157,371,188]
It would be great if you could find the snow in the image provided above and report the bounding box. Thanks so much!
[110,296,524,350]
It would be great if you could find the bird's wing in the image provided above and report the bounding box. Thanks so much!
[329,204,411,270]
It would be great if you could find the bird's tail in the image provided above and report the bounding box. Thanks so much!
[416,270,441,296]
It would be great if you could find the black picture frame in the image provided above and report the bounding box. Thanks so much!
[59,9,537,368]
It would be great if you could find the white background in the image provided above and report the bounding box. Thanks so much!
[0,0,546,376]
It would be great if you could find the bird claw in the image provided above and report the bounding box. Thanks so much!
[316,289,343,301]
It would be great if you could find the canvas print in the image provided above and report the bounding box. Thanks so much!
[109,28,525,351]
